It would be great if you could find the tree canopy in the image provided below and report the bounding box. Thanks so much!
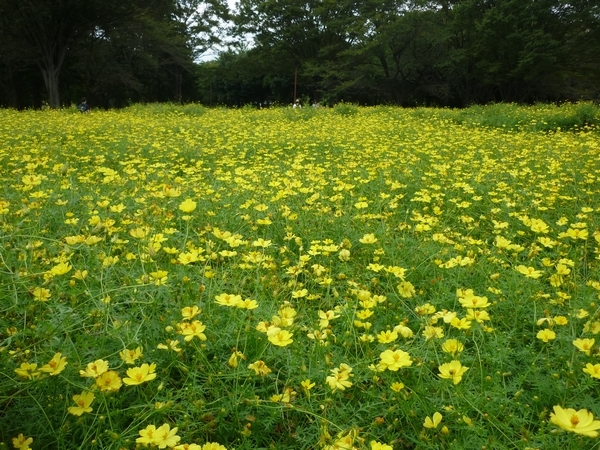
[1,0,599,108]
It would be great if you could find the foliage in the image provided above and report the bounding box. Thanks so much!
[1,104,600,449]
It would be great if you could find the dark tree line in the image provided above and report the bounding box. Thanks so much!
[1,0,599,108]
[0,0,227,108]
[201,0,600,107]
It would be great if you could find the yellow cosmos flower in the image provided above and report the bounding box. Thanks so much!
[12,433,33,450]
[120,347,144,364]
[573,338,595,356]
[438,360,469,384]
[423,326,444,340]
[153,423,181,449]
[583,363,600,379]
[450,317,472,330]
[301,379,316,393]
[202,444,227,450]
[14,362,41,380]
[123,363,157,385]
[39,352,67,375]
[32,287,51,302]
[228,350,245,368]
[390,381,405,392]
[178,320,207,341]
[149,270,168,286]
[370,441,393,450]
[68,391,95,416]
[515,265,543,279]
[442,339,464,356]
[95,370,122,392]
[536,329,556,343]
[80,359,109,378]
[423,412,443,429]
[267,327,293,347]
[179,198,197,213]
[338,249,351,261]
[359,233,378,244]
[550,405,600,437]
[49,262,72,276]
[181,305,201,320]
[248,360,272,376]
[376,330,398,344]
[326,364,353,391]
[379,349,413,371]
[457,289,490,308]
[397,281,416,298]
[137,425,159,446]
[214,293,243,307]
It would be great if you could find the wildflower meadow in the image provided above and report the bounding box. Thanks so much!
[1,103,600,450]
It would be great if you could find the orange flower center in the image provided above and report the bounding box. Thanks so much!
[570,414,580,427]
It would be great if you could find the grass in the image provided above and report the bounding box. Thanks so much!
[0,103,599,450]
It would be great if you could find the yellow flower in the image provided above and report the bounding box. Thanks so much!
[95,370,122,392]
[450,317,472,330]
[338,249,351,261]
[120,347,144,364]
[397,281,415,298]
[248,360,272,376]
[442,339,464,356]
[123,363,157,385]
[550,405,600,437]
[379,349,413,371]
[39,352,68,375]
[423,412,443,429]
[154,423,181,449]
[301,379,315,392]
[515,265,543,279]
[376,330,398,344]
[326,364,353,391]
[202,444,227,450]
[32,287,51,302]
[179,198,197,213]
[215,293,243,307]
[67,391,95,416]
[237,298,259,310]
[49,262,72,276]
[14,362,40,380]
[228,350,245,368]
[390,381,405,392]
[438,360,469,385]
[583,363,600,379]
[149,270,168,286]
[79,359,109,378]
[267,327,293,347]
[137,425,160,446]
[12,433,33,450]
[422,326,444,340]
[536,329,556,343]
[370,441,393,450]
[178,320,207,341]
[573,338,595,356]
[181,305,201,320]
[457,290,490,308]
[359,233,378,244]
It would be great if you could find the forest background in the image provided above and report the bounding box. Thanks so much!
[0,0,599,109]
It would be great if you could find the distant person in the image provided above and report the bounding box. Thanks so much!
[77,97,90,113]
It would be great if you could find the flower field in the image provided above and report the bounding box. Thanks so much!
[1,103,600,450]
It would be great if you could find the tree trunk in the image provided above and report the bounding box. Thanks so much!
[40,64,61,108]
[38,42,68,108]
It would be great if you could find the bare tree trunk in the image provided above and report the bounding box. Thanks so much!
[40,63,61,108]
